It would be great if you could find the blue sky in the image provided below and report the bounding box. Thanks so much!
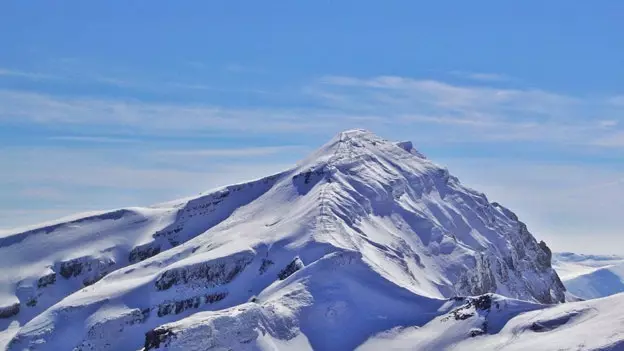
[1,1,623,254]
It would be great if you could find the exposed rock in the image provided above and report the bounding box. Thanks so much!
[0,302,20,318]
[258,258,274,275]
[155,253,253,291]
[58,256,116,287]
[37,272,56,288]
[129,243,161,263]
[278,257,304,280]
[59,260,83,279]
[445,294,493,322]
[156,292,227,317]
[144,328,174,350]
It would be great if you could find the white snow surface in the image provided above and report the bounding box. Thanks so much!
[0,130,591,350]
[553,252,624,300]
[359,293,624,351]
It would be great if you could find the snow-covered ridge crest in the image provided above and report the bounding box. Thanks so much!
[1,129,567,350]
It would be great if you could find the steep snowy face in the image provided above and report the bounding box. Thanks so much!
[1,129,565,350]
[290,130,564,303]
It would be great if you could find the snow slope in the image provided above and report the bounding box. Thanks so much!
[359,293,624,351]
[553,252,624,300]
[1,130,570,350]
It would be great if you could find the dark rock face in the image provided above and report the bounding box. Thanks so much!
[59,260,84,279]
[129,243,161,263]
[278,257,304,280]
[472,294,493,310]
[37,272,56,288]
[155,255,253,291]
[529,312,579,333]
[0,303,20,318]
[537,241,553,269]
[445,294,493,322]
[470,328,486,337]
[58,256,116,287]
[259,258,274,275]
[156,292,227,317]
[144,328,174,350]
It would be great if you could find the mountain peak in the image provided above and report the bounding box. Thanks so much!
[301,129,432,178]
[2,130,566,350]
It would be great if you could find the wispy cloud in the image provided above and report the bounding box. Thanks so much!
[18,187,65,201]
[0,146,296,197]
[158,146,303,158]
[449,70,512,82]
[599,120,619,128]
[48,136,139,143]
[224,63,263,74]
[591,132,624,147]
[2,74,624,148]
[0,89,354,136]
[166,82,273,95]
[311,75,624,145]
[0,68,59,81]
[91,76,139,88]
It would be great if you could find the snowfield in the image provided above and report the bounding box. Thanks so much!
[359,293,624,351]
[0,130,620,350]
[552,252,624,300]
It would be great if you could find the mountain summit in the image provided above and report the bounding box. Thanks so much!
[1,130,568,350]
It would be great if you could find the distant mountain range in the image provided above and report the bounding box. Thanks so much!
[552,252,624,300]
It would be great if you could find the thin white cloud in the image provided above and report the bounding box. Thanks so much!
[591,132,624,147]
[312,75,624,145]
[449,70,512,82]
[0,68,59,81]
[609,95,624,106]
[18,187,65,201]
[48,136,139,143]
[158,146,303,157]
[599,120,619,128]
[166,82,273,95]
[2,74,624,148]
[0,90,321,133]
[224,63,264,74]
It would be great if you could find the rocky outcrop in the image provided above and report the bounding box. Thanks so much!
[144,328,174,350]
[155,253,254,291]
[156,292,227,317]
[37,272,56,288]
[58,255,116,287]
[277,257,304,280]
[129,242,161,263]
[0,302,20,319]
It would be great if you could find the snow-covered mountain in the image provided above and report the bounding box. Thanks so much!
[0,129,593,350]
[553,252,624,300]
[358,292,624,351]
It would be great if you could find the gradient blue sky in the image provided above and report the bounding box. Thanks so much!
[1,1,623,254]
